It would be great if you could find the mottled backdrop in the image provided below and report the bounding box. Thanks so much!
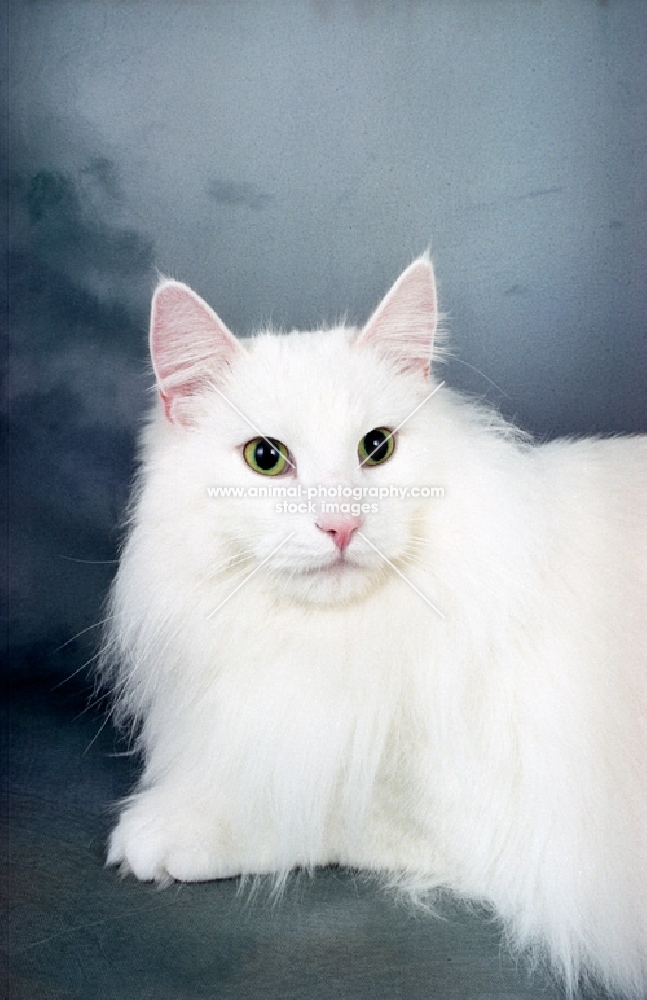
[4,0,646,675]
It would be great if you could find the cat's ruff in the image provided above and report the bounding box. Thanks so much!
[100,256,646,999]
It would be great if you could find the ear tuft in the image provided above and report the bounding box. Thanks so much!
[150,280,242,425]
[357,255,437,378]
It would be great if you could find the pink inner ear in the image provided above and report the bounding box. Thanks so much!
[357,256,437,377]
[150,280,242,424]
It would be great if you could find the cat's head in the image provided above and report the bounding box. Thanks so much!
[147,257,439,605]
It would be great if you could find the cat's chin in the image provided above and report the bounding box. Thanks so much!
[274,559,384,606]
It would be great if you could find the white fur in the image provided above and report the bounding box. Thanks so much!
[101,258,646,998]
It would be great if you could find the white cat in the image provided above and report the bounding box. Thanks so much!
[101,257,646,998]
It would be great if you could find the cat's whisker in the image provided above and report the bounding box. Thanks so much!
[82,703,117,756]
[448,356,510,398]
[53,648,106,692]
[59,555,121,565]
[73,685,112,722]
[53,616,117,654]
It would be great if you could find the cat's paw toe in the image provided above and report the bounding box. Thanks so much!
[107,804,173,881]
[162,844,227,882]
[106,795,235,883]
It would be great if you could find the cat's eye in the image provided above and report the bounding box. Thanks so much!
[243,437,290,476]
[358,427,395,467]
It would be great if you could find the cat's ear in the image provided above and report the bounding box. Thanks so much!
[150,280,243,425]
[357,255,437,379]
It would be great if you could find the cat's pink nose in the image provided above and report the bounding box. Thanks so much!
[316,514,363,552]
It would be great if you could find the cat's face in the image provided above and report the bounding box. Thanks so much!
[148,258,438,605]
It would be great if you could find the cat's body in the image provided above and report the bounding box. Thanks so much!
[102,258,646,997]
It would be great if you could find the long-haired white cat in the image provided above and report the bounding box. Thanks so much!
[101,256,646,998]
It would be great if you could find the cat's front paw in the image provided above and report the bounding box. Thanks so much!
[107,792,237,883]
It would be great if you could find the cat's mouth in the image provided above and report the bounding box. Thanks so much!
[278,545,386,605]
[301,553,365,576]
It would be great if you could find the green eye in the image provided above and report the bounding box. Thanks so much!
[243,437,290,476]
[358,427,395,467]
